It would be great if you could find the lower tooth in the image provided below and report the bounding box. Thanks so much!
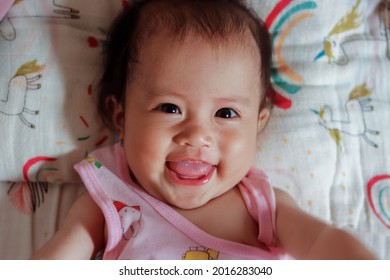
[179,174,204,180]
[180,176,200,179]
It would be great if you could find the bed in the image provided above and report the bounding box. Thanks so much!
[0,0,389,259]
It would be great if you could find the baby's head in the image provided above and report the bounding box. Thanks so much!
[98,0,272,130]
[98,0,273,209]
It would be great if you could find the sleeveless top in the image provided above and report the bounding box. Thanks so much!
[74,143,289,260]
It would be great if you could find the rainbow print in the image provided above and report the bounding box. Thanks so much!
[265,0,317,109]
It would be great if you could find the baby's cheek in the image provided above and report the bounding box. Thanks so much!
[223,130,256,153]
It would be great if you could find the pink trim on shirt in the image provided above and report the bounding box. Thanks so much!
[0,0,13,21]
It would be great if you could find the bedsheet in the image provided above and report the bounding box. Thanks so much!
[0,0,389,260]
[0,181,85,259]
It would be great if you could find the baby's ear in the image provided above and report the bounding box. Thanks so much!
[106,96,124,134]
[257,107,270,133]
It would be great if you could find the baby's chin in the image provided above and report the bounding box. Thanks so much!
[169,188,234,211]
[165,194,215,210]
[168,198,209,210]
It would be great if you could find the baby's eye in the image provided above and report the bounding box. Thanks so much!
[215,108,238,119]
[155,103,181,114]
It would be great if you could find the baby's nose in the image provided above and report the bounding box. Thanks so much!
[173,121,213,148]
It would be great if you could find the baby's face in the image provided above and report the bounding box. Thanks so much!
[115,34,267,209]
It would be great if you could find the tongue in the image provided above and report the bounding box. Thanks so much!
[167,161,213,178]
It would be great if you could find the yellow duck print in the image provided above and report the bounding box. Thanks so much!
[182,247,219,260]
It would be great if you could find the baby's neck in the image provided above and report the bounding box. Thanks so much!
[173,187,267,249]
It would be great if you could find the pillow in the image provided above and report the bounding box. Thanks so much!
[0,0,124,183]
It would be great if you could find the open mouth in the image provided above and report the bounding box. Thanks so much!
[165,160,216,186]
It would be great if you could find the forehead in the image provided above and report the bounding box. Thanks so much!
[135,31,261,81]
[129,33,262,103]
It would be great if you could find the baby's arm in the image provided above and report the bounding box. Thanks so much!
[31,191,105,259]
[274,189,376,259]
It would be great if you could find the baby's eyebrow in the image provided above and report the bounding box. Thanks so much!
[146,90,182,99]
[214,96,251,107]
[146,90,251,106]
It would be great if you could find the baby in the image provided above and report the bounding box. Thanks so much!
[32,0,375,260]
